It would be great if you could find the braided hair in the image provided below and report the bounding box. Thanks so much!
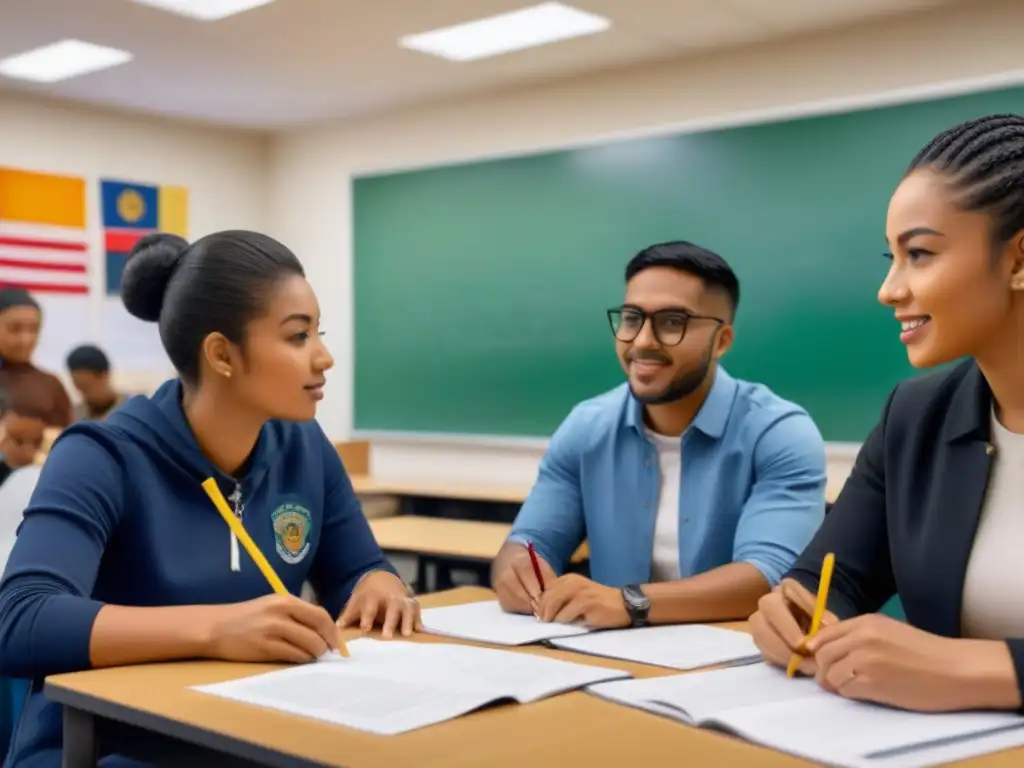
[906,114,1024,245]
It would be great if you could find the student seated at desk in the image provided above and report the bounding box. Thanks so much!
[493,242,827,629]
[750,114,1024,714]
[0,389,46,487]
[65,344,129,422]
[0,231,419,768]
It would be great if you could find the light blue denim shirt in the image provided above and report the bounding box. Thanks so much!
[508,368,827,588]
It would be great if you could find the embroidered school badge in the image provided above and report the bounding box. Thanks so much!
[271,503,312,564]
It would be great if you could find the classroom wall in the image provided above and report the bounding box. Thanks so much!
[270,0,1024,489]
[0,92,269,399]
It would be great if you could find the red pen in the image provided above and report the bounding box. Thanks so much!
[527,541,546,592]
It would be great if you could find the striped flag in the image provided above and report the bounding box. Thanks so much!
[0,167,89,295]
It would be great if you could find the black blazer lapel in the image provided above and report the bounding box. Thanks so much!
[928,363,995,637]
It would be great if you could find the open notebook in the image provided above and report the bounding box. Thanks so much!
[422,600,762,670]
[588,662,1024,768]
[193,638,630,735]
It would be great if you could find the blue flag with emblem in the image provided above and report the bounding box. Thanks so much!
[100,178,189,295]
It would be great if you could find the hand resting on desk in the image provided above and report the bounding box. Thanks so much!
[337,570,422,639]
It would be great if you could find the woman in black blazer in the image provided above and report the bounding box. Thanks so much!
[750,113,1024,713]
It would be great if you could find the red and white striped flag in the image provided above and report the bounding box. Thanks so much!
[0,168,89,295]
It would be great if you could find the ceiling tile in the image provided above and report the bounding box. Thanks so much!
[719,0,958,34]
[580,0,766,50]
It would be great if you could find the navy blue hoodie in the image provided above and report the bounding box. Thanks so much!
[0,379,394,767]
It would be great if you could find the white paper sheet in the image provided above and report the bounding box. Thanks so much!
[421,600,590,645]
[550,624,762,670]
[194,638,630,735]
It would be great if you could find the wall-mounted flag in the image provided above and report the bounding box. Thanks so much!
[100,179,188,295]
[0,167,89,294]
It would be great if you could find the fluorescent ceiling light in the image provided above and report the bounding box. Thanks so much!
[0,40,132,83]
[400,2,611,62]
[131,0,276,21]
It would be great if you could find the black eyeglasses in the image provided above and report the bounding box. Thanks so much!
[607,307,725,347]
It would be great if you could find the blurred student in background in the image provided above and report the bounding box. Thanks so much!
[0,288,72,429]
[66,344,127,421]
[0,389,45,487]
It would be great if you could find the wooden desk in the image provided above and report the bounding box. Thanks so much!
[352,474,842,506]
[368,517,588,593]
[350,474,530,505]
[354,469,841,591]
[368,517,586,563]
[46,587,1020,768]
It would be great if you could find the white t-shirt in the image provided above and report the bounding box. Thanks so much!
[647,428,682,582]
[961,409,1024,639]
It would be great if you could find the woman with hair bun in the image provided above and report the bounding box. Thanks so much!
[0,231,418,767]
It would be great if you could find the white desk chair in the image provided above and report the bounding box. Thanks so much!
[0,466,42,571]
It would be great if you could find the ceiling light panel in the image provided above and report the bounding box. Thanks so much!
[0,40,133,83]
[131,0,277,21]
[400,2,612,62]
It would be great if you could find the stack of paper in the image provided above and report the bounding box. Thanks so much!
[194,637,631,735]
[588,662,1024,768]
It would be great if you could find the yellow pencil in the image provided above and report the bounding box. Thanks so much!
[201,478,349,658]
[786,551,835,678]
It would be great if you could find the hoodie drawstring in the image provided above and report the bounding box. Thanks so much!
[228,482,244,572]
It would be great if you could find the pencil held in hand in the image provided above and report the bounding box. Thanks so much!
[201,478,350,658]
[786,552,835,678]
[527,542,546,592]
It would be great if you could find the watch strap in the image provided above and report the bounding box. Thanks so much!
[621,584,651,627]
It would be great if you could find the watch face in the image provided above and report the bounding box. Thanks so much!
[623,586,649,612]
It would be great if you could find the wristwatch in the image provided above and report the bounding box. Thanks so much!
[621,584,651,627]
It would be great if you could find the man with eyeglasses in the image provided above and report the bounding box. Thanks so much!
[492,241,826,629]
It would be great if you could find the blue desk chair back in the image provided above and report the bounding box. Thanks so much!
[0,677,29,761]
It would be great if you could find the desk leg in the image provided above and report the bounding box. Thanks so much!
[62,707,97,768]
[434,560,455,591]
[415,556,429,594]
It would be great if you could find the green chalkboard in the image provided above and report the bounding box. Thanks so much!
[353,86,1024,440]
